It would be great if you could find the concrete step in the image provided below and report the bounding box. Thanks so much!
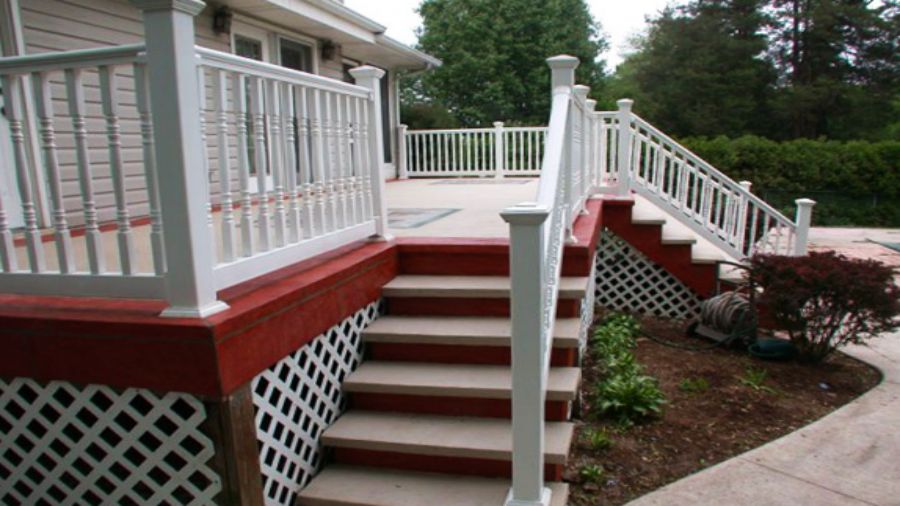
[297,465,569,506]
[382,275,589,300]
[363,316,581,349]
[323,411,574,465]
[345,362,581,402]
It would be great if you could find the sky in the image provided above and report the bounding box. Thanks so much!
[344,0,678,69]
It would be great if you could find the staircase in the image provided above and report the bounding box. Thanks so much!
[298,273,588,506]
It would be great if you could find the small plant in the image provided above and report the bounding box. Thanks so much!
[579,464,606,485]
[751,251,900,363]
[583,428,613,451]
[591,313,639,358]
[594,372,666,423]
[739,367,776,394]
[679,377,710,394]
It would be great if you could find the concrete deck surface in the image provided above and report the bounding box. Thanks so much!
[628,235,900,506]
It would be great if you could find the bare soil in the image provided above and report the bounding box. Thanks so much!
[566,315,882,505]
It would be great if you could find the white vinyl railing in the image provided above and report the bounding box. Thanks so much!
[0,2,389,317]
[501,55,586,506]
[622,111,812,258]
[401,123,547,177]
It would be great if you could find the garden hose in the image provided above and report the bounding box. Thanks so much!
[640,291,758,351]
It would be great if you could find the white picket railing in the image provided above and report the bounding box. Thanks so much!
[0,2,389,317]
[501,54,585,506]
[622,111,811,258]
[403,123,548,177]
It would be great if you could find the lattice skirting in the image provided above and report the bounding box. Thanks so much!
[595,229,702,319]
[251,299,382,506]
[0,379,221,505]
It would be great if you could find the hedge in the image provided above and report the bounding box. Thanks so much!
[679,136,900,227]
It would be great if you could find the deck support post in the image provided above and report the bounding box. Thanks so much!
[494,121,505,178]
[397,123,409,179]
[131,0,227,318]
[794,198,816,256]
[615,98,634,197]
[350,66,392,241]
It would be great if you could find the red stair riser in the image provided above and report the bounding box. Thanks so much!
[330,448,564,481]
[347,393,570,421]
[386,297,581,318]
[367,342,578,367]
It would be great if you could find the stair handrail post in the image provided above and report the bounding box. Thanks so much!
[502,202,552,506]
[793,198,816,256]
[615,98,634,197]
[547,55,578,242]
[397,123,409,179]
[586,98,598,195]
[131,0,228,318]
[494,121,505,179]
[350,66,392,240]
[736,181,753,254]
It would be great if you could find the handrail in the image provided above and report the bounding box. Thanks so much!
[0,44,146,74]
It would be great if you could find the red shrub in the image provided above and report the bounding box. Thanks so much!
[750,251,900,363]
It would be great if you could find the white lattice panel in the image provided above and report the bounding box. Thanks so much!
[252,299,381,506]
[595,229,701,319]
[580,258,598,352]
[0,379,221,505]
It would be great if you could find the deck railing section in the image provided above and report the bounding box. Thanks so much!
[622,110,811,258]
[501,55,584,506]
[0,44,166,298]
[0,2,389,316]
[402,123,548,177]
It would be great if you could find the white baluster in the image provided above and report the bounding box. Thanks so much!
[296,86,315,239]
[31,71,75,273]
[333,91,348,229]
[134,63,166,275]
[0,181,15,272]
[99,65,136,274]
[494,121,504,178]
[64,68,103,274]
[266,79,286,247]
[214,68,236,261]
[283,84,301,242]
[231,72,255,256]
[309,88,328,235]
[249,76,271,250]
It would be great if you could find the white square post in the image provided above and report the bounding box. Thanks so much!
[615,98,634,197]
[349,66,392,240]
[397,123,409,179]
[794,198,816,256]
[494,121,505,178]
[131,0,228,318]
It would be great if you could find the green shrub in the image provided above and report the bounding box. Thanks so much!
[594,373,666,423]
[579,464,606,485]
[583,428,613,452]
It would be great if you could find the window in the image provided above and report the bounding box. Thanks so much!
[234,34,264,61]
[279,38,314,73]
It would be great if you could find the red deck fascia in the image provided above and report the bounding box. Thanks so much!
[0,200,605,399]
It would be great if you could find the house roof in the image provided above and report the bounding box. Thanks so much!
[220,0,441,69]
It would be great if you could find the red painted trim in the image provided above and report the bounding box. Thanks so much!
[368,342,577,367]
[331,448,563,481]
[348,393,570,421]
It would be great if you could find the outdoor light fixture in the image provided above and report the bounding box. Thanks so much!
[321,40,338,60]
[213,6,233,35]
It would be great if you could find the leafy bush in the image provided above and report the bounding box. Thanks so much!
[590,314,666,424]
[579,464,606,485]
[680,136,900,226]
[583,428,613,451]
[751,251,900,363]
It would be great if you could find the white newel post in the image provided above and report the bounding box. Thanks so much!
[494,121,505,178]
[793,198,816,256]
[547,55,578,243]
[350,66,392,240]
[615,99,634,197]
[502,202,551,506]
[131,0,228,318]
[397,124,409,179]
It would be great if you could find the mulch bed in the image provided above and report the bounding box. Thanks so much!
[566,315,882,505]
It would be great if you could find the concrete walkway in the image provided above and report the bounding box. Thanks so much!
[628,332,900,506]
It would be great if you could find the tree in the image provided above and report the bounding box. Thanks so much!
[616,0,776,138]
[408,0,608,127]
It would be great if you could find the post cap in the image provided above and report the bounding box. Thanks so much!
[546,55,580,70]
[586,98,597,110]
[573,85,590,99]
[130,0,206,15]
[795,198,816,207]
[493,121,504,128]
[348,65,386,81]
[616,98,634,111]
[501,202,550,226]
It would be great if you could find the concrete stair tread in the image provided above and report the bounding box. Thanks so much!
[630,197,668,225]
[323,411,574,464]
[297,465,569,506]
[363,316,580,348]
[345,362,581,401]
[383,275,589,300]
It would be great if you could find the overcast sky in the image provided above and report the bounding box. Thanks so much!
[344,0,678,69]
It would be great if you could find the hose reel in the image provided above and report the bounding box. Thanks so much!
[693,289,758,346]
